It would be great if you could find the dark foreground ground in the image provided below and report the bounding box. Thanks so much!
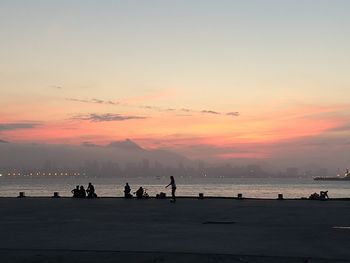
[0,197,350,263]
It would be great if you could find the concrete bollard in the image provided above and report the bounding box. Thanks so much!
[198,193,204,199]
[53,192,60,198]
[18,192,25,198]
[278,194,284,200]
[237,193,243,199]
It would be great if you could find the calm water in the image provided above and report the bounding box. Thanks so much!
[0,176,349,198]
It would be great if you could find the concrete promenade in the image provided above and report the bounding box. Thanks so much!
[0,197,349,262]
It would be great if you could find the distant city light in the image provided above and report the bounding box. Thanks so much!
[0,169,88,177]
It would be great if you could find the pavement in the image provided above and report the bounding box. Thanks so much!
[0,197,349,262]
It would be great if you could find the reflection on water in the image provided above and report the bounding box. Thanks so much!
[0,177,349,198]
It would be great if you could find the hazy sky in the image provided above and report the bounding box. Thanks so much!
[1,0,350,161]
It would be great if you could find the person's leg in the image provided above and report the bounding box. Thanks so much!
[172,188,176,200]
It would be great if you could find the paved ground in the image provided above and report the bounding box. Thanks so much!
[0,197,349,262]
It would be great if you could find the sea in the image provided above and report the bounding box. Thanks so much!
[0,176,349,198]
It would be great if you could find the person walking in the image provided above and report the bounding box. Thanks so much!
[165,176,176,202]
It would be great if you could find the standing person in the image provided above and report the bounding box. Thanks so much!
[165,176,176,201]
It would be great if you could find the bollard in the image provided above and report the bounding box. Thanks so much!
[18,192,25,198]
[237,193,243,199]
[277,194,284,200]
[53,192,60,198]
[198,193,204,199]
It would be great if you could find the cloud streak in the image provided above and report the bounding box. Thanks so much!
[226,112,240,116]
[201,110,220,115]
[66,98,119,105]
[141,106,239,116]
[0,123,41,131]
[72,113,146,122]
[67,97,239,117]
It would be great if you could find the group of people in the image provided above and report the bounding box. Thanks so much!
[124,176,177,200]
[71,182,97,198]
[124,183,149,199]
[309,190,329,200]
[71,176,176,200]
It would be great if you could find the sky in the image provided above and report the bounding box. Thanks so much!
[1,0,350,164]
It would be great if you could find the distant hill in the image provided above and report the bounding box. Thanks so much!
[0,139,190,170]
[108,139,144,150]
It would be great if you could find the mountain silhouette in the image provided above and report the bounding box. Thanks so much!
[107,139,144,150]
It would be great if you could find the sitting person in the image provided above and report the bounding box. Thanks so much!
[124,183,132,198]
[79,185,86,198]
[135,187,144,199]
[71,185,79,198]
[86,182,97,198]
[320,190,329,200]
[309,192,320,200]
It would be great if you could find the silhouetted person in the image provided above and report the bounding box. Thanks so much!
[79,185,86,198]
[135,187,144,199]
[87,182,97,198]
[71,185,79,198]
[309,192,320,200]
[320,191,329,199]
[124,183,132,198]
[166,176,176,201]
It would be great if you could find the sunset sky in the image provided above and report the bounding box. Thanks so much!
[1,0,350,161]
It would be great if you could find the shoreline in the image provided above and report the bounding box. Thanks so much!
[1,195,350,200]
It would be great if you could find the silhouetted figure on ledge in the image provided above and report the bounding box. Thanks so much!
[79,185,86,198]
[71,185,79,198]
[124,183,132,198]
[320,191,329,200]
[135,187,144,199]
[87,182,97,198]
[166,176,176,201]
[309,192,320,200]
